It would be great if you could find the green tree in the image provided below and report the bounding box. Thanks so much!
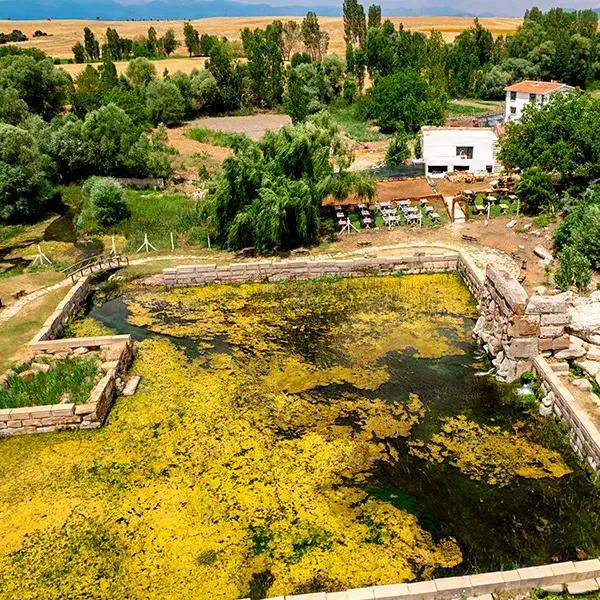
[0,123,54,222]
[385,131,411,166]
[183,22,200,57]
[0,54,71,120]
[343,0,367,48]
[321,54,346,102]
[99,58,118,92]
[367,70,447,133]
[72,41,85,63]
[302,12,328,61]
[283,62,326,123]
[516,167,556,214]
[83,27,100,61]
[241,22,285,108]
[87,177,130,227]
[571,204,600,269]
[125,57,157,87]
[499,92,600,190]
[161,29,178,56]
[71,64,102,118]
[368,5,382,29]
[555,246,592,291]
[145,79,185,125]
[201,112,372,252]
[206,39,244,112]
[0,87,28,124]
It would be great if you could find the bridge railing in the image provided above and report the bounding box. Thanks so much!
[62,253,129,281]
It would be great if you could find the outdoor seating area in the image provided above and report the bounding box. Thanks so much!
[462,191,521,219]
[324,196,446,234]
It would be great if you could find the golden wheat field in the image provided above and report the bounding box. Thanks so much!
[1,16,522,59]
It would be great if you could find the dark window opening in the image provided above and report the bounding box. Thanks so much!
[510,91,516,101]
[510,106,517,114]
[486,165,493,173]
[456,146,474,159]
[529,93,536,102]
[454,165,469,172]
[428,165,448,174]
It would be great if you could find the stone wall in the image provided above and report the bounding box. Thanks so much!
[1,336,133,437]
[252,559,600,600]
[30,276,90,343]
[534,356,600,473]
[474,266,571,381]
[163,254,460,287]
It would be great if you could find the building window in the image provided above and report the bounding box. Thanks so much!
[510,106,516,114]
[456,146,473,159]
[510,91,516,101]
[529,93,536,102]
[486,165,493,173]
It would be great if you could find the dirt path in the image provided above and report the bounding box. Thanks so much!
[166,127,232,162]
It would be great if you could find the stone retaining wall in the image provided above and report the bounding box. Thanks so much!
[163,254,461,287]
[30,276,90,343]
[1,336,133,437]
[474,267,571,381]
[252,559,600,600]
[534,356,600,472]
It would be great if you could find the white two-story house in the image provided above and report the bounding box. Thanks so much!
[421,126,499,176]
[504,80,574,123]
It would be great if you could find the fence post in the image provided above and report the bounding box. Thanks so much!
[170,232,175,251]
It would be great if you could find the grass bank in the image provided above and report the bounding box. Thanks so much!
[0,356,100,409]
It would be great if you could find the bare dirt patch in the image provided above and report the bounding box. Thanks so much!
[188,113,291,141]
[167,126,231,162]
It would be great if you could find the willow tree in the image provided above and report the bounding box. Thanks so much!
[201,112,375,252]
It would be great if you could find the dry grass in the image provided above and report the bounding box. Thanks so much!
[2,16,523,61]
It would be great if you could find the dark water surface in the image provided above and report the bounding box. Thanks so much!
[86,275,600,577]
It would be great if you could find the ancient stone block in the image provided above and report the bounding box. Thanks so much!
[517,564,556,587]
[552,335,571,351]
[50,404,75,417]
[541,313,570,326]
[504,337,538,360]
[406,580,437,600]
[540,326,564,338]
[509,316,540,337]
[526,295,567,315]
[486,267,528,315]
[7,420,21,428]
[567,579,599,594]
[554,346,586,360]
[573,559,600,581]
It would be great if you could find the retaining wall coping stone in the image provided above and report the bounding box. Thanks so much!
[550,562,576,577]
[372,583,410,600]
[50,404,75,417]
[287,594,326,600]
[499,570,521,588]
[346,588,375,600]
[433,575,472,598]
[406,580,437,600]
[468,571,506,592]
[326,592,349,600]
[573,559,600,579]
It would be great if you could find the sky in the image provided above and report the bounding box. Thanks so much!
[111,0,600,16]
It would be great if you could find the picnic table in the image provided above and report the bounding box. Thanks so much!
[360,209,370,217]
[419,199,428,206]
[474,204,486,214]
[499,203,509,213]
[430,212,440,221]
[362,217,373,227]
[336,212,345,219]
[425,206,434,214]
[397,200,411,207]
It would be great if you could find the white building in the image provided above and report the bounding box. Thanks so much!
[504,80,573,123]
[421,127,499,176]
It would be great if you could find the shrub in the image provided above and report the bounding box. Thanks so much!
[82,177,130,229]
[517,167,557,214]
[555,246,592,292]
[385,131,411,167]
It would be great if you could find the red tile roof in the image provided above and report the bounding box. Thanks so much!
[505,80,571,94]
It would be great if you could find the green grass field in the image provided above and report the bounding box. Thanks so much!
[187,127,249,148]
[115,190,206,252]
[329,102,389,142]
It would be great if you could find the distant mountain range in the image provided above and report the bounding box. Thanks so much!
[0,0,600,21]
[0,0,495,20]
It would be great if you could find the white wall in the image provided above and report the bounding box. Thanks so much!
[422,128,498,176]
[504,88,569,122]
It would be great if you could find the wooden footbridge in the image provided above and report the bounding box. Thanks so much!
[63,253,129,282]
